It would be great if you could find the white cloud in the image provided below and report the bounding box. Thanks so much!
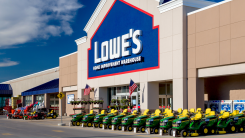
[0,0,83,48]
[0,58,19,67]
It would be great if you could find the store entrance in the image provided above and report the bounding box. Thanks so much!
[159,83,173,111]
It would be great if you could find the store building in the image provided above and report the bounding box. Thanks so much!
[67,0,218,115]
[1,67,59,112]
[188,0,245,109]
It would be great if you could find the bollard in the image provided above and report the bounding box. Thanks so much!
[122,126,125,132]
[24,117,25,120]
[159,129,163,136]
[7,116,8,119]
[82,123,84,128]
[69,122,71,127]
[112,125,115,131]
[146,128,150,134]
[172,129,176,137]
[134,127,138,133]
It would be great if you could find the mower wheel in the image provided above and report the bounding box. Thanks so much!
[117,125,122,130]
[76,121,80,126]
[53,115,57,119]
[99,122,103,128]
[94,123,99,128]
[107,124,112,129]
[168,128,172,136]
[88,122,92,127]
[202,126,208,135]
[210,128,216,135]
[180,129,188,137]
[140,126,145,133]
[239,125,244,132]
[127,125,133,131]
[230,125,237,133]
[72,121,76,126]
[153,128,159,134]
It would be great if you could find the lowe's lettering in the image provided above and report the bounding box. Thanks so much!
[94,29,142,64]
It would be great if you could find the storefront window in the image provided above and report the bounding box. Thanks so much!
[25,96,32,106]
[50,94,59,113]
[116,87,121,94]
[35,95,44,103]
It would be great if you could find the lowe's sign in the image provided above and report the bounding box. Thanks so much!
[88,0,159,79]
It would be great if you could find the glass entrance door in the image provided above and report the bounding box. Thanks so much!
[159,83,173,111]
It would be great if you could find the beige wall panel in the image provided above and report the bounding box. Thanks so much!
[65,56,71,68]
[161,52,173,80]
[98,76,115,87]
[62,75,68,87]
[173,6,183,35]
[230,90,245,100]
[173,34,182,51]
[139,0,148,12]
[140,71,148,83]
[188,47,196,69]
[188,68,196,78]
[231,0,245,24]
[219,2,230,26]
[220,40,231,65]
[188,34,195,48]
[220,25,230,41]
[231,36,245,63]
[173,49,183,79]
[196,6,219,33]
[70,65,77,74]
[118,72,140,85]
[62,67,70,76]
[160,36,172,53]
[80,60,87,71]
[196,42,220,68]
[148,69,163,82]
[161,10,173,38]
[188,14,196,35]
[173,78,184,109]
[231,21,245,39]
[70,73,77,86]
[196,28,219,46]
[59,58,65,69]
[80,42,89,61]
[70,53,77,66]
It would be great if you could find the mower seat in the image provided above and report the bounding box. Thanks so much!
[177,108,182,114]
[165,110,174,117]
[231,110,239,116]
[120,109,128,115]
[196,108,202,114]
[219,112,230,119]
[190,108,195,114]
[191,113,202,120]
[132,110,138,115]
[205,108,211,117]
[110,109,115,114]
[142,109,149,116]
[154,109,161,116]
[219,110,225,115]
[113,110,118,115]
[209,111,215,116]
[100,110,105,115]
[179,109,188,118]
[90,110,94,114]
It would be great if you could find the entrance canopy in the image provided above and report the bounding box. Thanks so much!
[21,78,59,96]
[0,84,12,95]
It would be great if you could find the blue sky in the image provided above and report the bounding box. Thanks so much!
[0,0,100,82]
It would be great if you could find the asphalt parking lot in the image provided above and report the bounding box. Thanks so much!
[0,115,245,138]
